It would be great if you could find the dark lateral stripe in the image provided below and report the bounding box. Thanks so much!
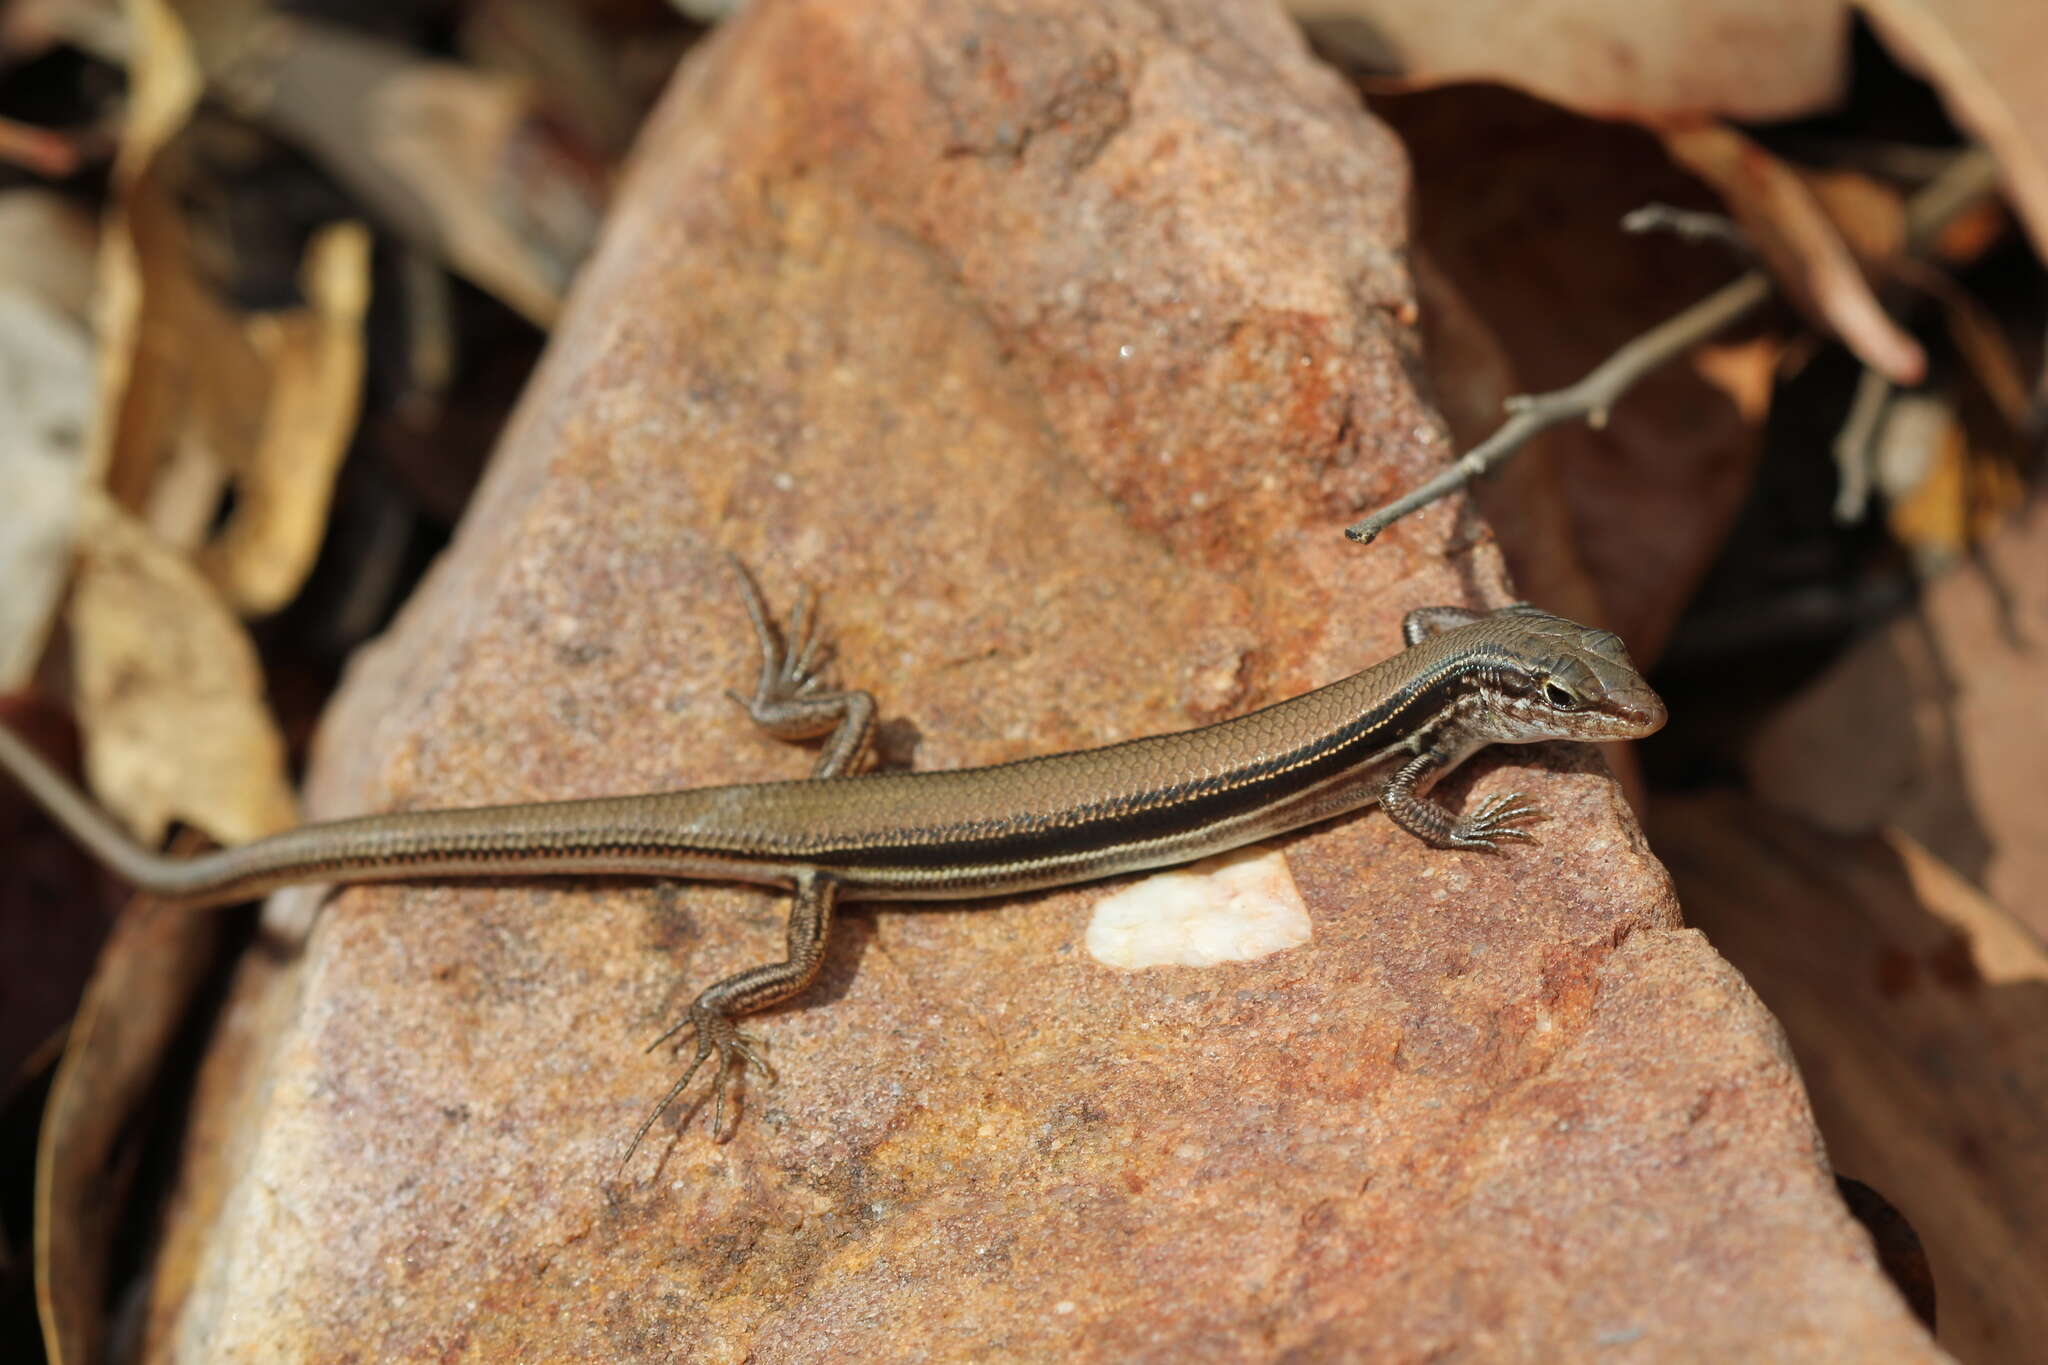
[806,666,1476,870]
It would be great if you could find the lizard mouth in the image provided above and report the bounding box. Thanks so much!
[1614,688,1668,736]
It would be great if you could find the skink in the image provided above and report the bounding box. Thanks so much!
[0,561,1665,1157]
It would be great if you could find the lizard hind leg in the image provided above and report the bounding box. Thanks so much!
[723,554,877,779]
[613,871,840,1173]
[614,1006,775,1175]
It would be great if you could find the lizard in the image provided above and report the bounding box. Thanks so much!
[0,559,1665,1161]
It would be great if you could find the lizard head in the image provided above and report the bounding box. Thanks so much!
[1469,607,1667,744]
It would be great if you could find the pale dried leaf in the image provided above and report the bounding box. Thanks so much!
[0,190,97,320]
[366,60,593,326]
[218,14,599,326]
[1885,828,2048,986]
[196,220,372,614]
[88,0,263,515]
[112,0,202,185]
[1664,124,1926,384]
[82,0,192,499]
[0,192,98,689]
[67,493,296,846]
[99,156,269,533]
[1879,392,2026,560]
[457,0,642,158]
[1859,0,2048,262]
[1292,0,1849,122]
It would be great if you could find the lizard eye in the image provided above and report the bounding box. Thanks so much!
[1541,681,1578,709]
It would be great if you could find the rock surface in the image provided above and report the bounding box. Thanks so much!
[1656,792,2048,1363]
[147,1,1939,1359]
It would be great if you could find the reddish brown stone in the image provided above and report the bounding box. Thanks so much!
[1656,793,2048,1362]
[145,2,1936,1359]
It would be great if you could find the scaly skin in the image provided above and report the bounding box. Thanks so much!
[0,561,1666,1160]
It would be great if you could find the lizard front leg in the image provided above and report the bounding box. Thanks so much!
[1381,742,1543,852]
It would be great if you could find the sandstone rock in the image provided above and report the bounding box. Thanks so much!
[1657,792,2048,1362]
[146,2,1937,1359]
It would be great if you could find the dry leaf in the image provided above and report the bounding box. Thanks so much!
[1664,123,1926,384]
[97,151,270,530]
[67,493,296,847]
[1884,828,2048,986]
[1745,490,2048,935]
[364,57,593,328]
[213,13,601,326]
[35,862,228,1365]
[1690,336,1782,424]
[1879,391,2026,560]
[0,192,98,690]
[1870,390,1965,554]
[89,0,266,520]
[1804,168,1908,267]
[196,220,372,614]
[1859,0,2048,262]
[458,0,643,159]
[1293,0,1849,122]
[106,0,201,194]
[90,4,374,602]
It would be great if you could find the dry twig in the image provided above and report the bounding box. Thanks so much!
[1828,148,2005,521]
[1345,147,2003,545]
[1621,204,1753,257]
[1345,274,1768,543]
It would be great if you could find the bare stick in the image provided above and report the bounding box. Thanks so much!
[1344,146,2004,546]
[1903,146,1997,252]
[1831,368,1896,523]
[1827,147,2001,522]
[1622,204,1752,257]
[1346,274,1770,543]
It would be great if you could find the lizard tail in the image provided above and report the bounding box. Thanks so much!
[0,721,203,896]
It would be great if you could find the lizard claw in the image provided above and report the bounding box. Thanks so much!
[616,1005,775,1175]
[721,555,876,781]
[1449,791,1545,852]
[728,559,845,730]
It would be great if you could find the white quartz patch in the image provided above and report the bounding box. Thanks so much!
[1085,846,1311,969]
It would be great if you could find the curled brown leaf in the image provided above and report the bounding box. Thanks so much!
[1664,123,1926,385]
